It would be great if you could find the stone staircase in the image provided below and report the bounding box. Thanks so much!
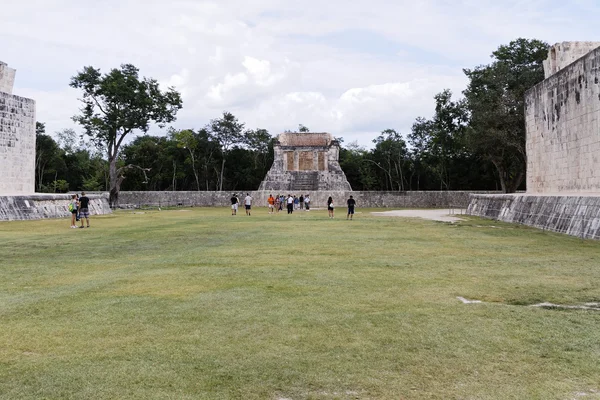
[292,172,319,191]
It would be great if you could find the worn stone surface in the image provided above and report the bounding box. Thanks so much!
[467,194,600,240]
[0,193,112,221]
[526,44,600,194]
[542,42,600,79]
[0,62,36,195]
[119,190,498,209]
[259,132,352,191]
[0,61,16,94]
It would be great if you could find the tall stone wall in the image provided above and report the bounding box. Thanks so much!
[525,45,600,194]
[0,62,36,195]
[118,191,498,209]
[468,194,600,240]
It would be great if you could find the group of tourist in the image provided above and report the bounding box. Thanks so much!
[68,191,91,228]
[229,193,357,220]
[267,194,311,214]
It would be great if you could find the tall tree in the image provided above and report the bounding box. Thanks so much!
[369,129,409,191]
[35,123,65,192]
[464,38,548,192]
[70,64,182,206]
[209,112,244,191]
[172,128,201,191]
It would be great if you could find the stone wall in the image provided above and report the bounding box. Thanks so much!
[0,193,112,221]
[526,45,600,194]
[468,194,600,240]
[0,62,16,94]
[0,62,36,195]
[119,190,498,209]
[542,42,600,79]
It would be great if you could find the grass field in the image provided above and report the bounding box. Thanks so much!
[1,207,600,399]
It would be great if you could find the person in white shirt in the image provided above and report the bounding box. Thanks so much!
[244,193,253,216]
[287,194,294,214]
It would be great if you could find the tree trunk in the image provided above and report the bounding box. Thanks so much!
[172,160,177,191]
[108,155,119,208]
[506,169,525,193]
[219,158,225,191]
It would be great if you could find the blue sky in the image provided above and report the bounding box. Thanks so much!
[1,0,599,148]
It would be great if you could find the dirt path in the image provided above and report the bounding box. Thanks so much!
[370,209,465,223]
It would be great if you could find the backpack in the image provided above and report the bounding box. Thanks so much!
[68,202,75,212]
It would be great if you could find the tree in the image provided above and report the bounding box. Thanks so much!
[298,124,310,132]
[369,129,409,191]
[70,64,182,206]
[172,129,201,191]
[209,112,244,191]
[428,90,469,190]
[35,123,65,192]
[464,38,548,192]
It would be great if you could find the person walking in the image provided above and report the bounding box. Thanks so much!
[299,194,304,210]
[327,196,335,219]
[294,195,299,210]
[267,194,275,214]
[69,194,79,228]
[305,194,310,211]
[346,195,356,220]
[244,193,253,216]
[230,194,239,215]
[287,194,294,214]
[79,191,91,228]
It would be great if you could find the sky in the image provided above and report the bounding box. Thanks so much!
[2,0,599,148]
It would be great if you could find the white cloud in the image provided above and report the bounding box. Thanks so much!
[3,0,599,148]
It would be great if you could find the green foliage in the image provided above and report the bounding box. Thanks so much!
[48,179,70,193]
[464,38,548,192]
[40,38,548,194]
[209,112,245,191]
[70,64,183,205]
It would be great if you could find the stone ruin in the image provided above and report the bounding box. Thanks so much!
[0,60,112,221]
[468,42,600,239]
[527,41,600,193]
[0,61,36,195]
[258,132,352,192]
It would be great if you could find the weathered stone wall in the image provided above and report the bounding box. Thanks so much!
[119,191,498,209]
[0,193,112,221]
[468,194,600,240]
[526,45,600,194]
[0,62,16,94]
[542,42,600,79]
[0,62,36,195]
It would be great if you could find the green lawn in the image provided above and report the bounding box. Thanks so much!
[1,208,600,399]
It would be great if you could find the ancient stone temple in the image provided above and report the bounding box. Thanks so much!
[0,61,36,195]
[258,132,352,191]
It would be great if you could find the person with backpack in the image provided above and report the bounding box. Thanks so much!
[69,194,79,228]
